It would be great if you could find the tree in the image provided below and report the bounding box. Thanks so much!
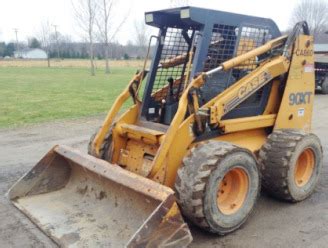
[0,42,13,57]
[57,35,73,58]
[290,0,328,42]
[0,42,5,57]
[134,20,150,59]
[96,0,129,74]
[4,43,15,57]
[73,0,98,76]
[28,37,41,48]
[38,21,52,67]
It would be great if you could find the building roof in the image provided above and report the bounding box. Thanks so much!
[314,44,328,53]
[315,55,328,63]
[14,48,46,54]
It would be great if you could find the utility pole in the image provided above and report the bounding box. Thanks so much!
[53,24,60,59]
[14,28,19,58]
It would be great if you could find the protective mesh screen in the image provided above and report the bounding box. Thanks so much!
[203,24,272,104]
[204,24,237,72]
[204,24,271,73]
[151,28,192,101]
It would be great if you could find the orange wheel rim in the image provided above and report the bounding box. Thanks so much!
[294,148,315,187]
[217,168,249,215]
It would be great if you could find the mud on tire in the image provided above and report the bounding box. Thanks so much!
[87,126,113,161]
[175,141,260,235]
[258,130,323,202]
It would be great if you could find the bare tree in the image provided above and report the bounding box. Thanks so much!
[290,0,328,41]
[134,20,150,58]
[72,0,98,76]
[96,0,129,74]
[170,0,190,7]
[38,21,52,67]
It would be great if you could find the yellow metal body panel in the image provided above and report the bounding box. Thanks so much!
[214,129,268,152]
[119,123,164,145]
[263,79,281,115]
[118,139,159,177]
[274,35,315,132]
[219,114,276,133]
[91,33,315,190]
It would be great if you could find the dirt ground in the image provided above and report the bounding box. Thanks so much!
[0,96,327,248]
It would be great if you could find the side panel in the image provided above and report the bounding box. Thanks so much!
[213,129,267,152]
[160,113,268,188]
[111,104,140,163]
[274,35,315,132]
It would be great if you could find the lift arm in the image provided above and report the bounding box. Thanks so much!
[92,71,145,156]
[205,55,290,124]
[149,35,290,177]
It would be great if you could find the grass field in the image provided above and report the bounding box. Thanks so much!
[0,59,145,68]
[0,60,142,128]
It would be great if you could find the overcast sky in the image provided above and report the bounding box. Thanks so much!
[0,0,299,44]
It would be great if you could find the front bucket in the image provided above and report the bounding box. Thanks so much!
[7,145,192,247]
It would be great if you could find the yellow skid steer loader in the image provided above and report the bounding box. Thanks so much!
[8,7,323,247]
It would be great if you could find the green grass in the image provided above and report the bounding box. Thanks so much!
[0,67,137,128]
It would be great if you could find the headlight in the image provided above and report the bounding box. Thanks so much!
[145,14,154,23]
[180,8,190,19]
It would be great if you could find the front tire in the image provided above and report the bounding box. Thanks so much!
[87,126,113,161]
[175,141,260,235]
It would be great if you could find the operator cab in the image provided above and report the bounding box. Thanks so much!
[141,7,281,125]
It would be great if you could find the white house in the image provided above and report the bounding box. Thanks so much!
[14,48,48,59]
[314,44,328,63]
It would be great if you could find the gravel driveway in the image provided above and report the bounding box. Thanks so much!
[0,96,327,248]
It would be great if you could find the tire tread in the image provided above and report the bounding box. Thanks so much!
[258,130,321,202]
[175,141,251,232]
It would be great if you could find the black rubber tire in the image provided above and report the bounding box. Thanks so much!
[258,130,323,202]
[322,79,328,94]
[175,141,260,235]
[87,126,113,161]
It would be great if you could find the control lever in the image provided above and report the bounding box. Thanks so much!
[167,77,175,104]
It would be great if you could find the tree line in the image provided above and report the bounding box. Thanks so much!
[0,42,15,57]
[0,37,151,60]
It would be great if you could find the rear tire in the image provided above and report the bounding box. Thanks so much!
[259,130,323,202]
[175,141,260,235]
[88,126,113,161]
[322,79,328,94]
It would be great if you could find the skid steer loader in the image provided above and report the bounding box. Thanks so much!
[8,7,323,247]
